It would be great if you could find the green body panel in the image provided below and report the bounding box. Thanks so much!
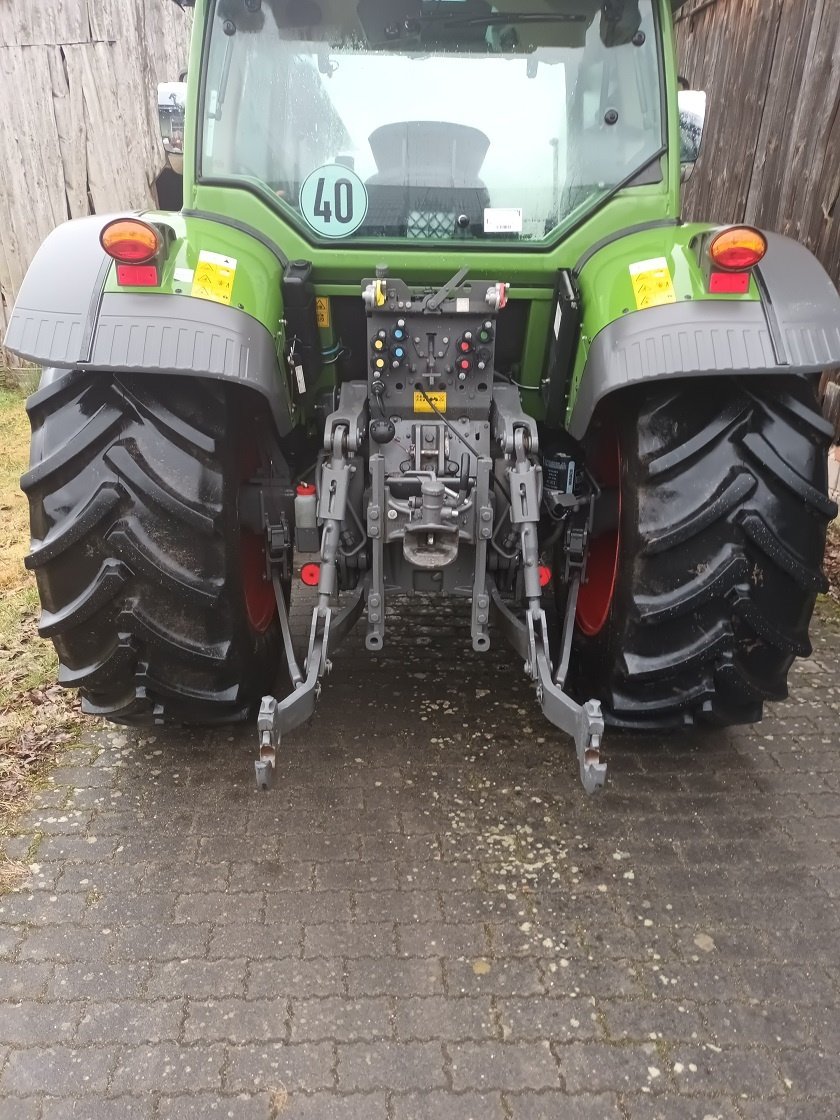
[108,0,760,430]
[567,223,759,421]
[104,212,285,343]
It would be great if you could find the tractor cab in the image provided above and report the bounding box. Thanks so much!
[200,0,664,247]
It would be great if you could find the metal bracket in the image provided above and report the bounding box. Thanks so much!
[529,610,607,796]
[471,457,492,652]
[489,583,606,795]
[255,565,368,790]
[491,384,539,456]
[367,453,386,651]
[491,411,606,793]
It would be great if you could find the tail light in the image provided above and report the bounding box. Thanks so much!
[708,227,768,271]
[100,219,163,288]
[100,219,162,263]
[703,226,768,296]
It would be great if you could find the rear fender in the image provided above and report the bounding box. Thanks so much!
[568,231,840,440]
[4,215,293,436]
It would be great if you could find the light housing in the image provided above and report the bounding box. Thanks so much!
[300,563,321,587]
[708,226,768,272]
[100,218,162,264]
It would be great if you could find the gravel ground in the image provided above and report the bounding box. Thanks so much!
[0,594,838,1120]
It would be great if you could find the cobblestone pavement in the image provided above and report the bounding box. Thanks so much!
[1,597,839,1120]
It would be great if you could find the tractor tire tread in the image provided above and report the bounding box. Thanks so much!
[24,370,280,726]
[574,378,834,731]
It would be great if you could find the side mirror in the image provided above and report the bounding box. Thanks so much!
[158,82,187,175]
[679,89,707,181]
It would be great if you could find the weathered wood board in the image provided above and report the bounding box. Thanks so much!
[0,0,192,352]
[677,0,840,433]
[676,0,839,288]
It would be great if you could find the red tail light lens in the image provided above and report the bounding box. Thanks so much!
[100,219,161,264]
[709,227,768,272]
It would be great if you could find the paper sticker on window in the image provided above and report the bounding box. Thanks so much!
[629,257,677,310]
[191,251,237,305]
[299,165,368,238]
[484,207,523,234]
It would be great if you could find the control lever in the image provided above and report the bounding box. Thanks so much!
[424,266,470,313]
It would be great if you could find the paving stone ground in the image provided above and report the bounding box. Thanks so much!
[1,594,839,1120]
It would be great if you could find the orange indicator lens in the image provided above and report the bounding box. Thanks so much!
[100,219,161,264]
[709,227,767,272]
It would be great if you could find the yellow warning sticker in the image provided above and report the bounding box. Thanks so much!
[315,297,331,329]
[629,257,677,310]
[191,250,237,305]
[414,391,447,414]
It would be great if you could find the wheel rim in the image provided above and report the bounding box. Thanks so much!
[241,531,277,633]
[240,444,277,634]
[576,433,621,637]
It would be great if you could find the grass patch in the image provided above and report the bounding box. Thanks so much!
[0,384,33,593]
[825,519,840,599]
[0,378,87,891]
[819,519,840,623]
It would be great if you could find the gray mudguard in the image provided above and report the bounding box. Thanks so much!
[4,216,112,365]
[4,216,293,436]
[569,232,840,440]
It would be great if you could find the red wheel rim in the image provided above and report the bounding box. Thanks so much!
[241,531,277,633]
[240,445,277,634]
[576,434,621,638]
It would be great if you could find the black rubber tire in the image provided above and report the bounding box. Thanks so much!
[572,377,837,730]
[21,369,282,726]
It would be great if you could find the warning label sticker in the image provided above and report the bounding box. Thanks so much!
[414,391,447,414]
[191,250,237,305]
[316,297,331,329]
[629,257,676,310]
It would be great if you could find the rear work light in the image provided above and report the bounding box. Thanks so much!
[708,226,768,272]
[100,218,162,265]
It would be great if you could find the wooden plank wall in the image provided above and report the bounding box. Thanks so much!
[675,0,840,286]
[0,0,192,353]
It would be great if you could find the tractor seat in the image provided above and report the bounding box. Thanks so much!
[364,121,491,239]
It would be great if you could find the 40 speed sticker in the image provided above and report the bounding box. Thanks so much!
[299,164,368,238]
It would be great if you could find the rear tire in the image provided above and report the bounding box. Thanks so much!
[22,370,283,726]
[572,377,836,730]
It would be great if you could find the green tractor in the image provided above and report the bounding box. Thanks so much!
[7,0,840,793]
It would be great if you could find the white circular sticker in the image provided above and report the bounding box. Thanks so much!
[299,164,368,238]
